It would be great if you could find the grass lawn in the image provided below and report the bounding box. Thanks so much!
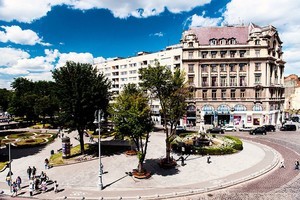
[0,161,8,171]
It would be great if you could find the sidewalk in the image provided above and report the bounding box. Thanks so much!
[0,130,279,199]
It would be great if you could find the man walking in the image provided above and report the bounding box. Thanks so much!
[27,166,32,180]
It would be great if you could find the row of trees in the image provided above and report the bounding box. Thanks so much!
[0,60,190,171]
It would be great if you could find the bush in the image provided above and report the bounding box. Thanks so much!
[224,135,243,150]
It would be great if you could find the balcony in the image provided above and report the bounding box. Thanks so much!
[211,83,218,87]
[202,82,209,87]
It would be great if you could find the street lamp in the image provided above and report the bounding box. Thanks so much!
[230,107,235,125]
[94,110,104,190]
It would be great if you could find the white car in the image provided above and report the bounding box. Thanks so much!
[176,126,186,131]
[239,126,254,132]
[223,125,237,132]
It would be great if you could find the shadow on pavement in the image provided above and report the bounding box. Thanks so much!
[144,158,179,176]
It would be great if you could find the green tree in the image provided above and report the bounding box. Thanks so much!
[111,84,153,173]
[139,61,189,165]
[0,88,12,112]
[52,61,110,154]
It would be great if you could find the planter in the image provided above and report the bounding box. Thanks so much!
[125,150,137,156]
[132,169,151,179]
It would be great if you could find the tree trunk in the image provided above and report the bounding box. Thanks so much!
[138,160,144,173]
[78,129,85,155]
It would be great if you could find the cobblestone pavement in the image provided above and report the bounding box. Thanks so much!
[173,131,300,200]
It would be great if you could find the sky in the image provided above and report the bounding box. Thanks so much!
[0,0,299,89]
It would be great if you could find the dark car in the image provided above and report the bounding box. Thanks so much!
[280,124,297,131]
[250,127,267,135]
[262,125,276,132]
[207,127,224,134]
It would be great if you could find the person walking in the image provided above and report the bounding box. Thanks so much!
[207,155,211,164]
[32,166,36,178]
[27,166,32,180]
[29,178,34,196]
[54,180,58,193]
[16,176,22,190]
[11,182,17,197]
[44,158,49,169]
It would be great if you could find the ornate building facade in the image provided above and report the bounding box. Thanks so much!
[181,23,285,127]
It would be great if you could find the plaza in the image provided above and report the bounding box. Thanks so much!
[2,126,299,200]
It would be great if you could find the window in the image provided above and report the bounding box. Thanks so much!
[228,38,236,45]
[211,51,217,58]
[212,90,217,99]
[188,51,193,59]
[129,70,137,74]
[240,50,246,57]
[188,42,193,47]
[120,71,127,75]
[188,77,194,85]
[221,89,226,99]
[230,51,236,58]
[202,77,208,86]
[239,63,246,71]
[220,51,226,58]
[230,64,236,72]
[255,75,261,84]
[255,50,260,57]
[231,89,236,99]
[253,104,263,111]
[220,38,227,45]
[201,64,208,72]
[255,39,260,45]
[221,77,227,86]
[210,39,217,45]
[234,104,246,111]
[188,64,194,73]
[255,63,261,71]
[239,76,246,86]
[202,90,208,99]
[255,90,261,98]
[220,64,226,72]
[230,76,236,86]
[202,52,208,58]
[240,89,245,98]
[211,77,217,86]
[211,65,217,72]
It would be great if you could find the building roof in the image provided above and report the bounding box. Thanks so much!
[189,25,250,45]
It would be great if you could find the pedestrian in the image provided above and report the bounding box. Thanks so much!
[295,160,299,170]
[29,178,34,196]
[207,155,211,164]
[27,166,32,180]
[54,180,58,193]
[32,166,36,178]
[16,176,22,190]
[11,182,17,197]
[41,180,47,193]
[280,160,285,168]
[44,158,49,169]
[6,174,11,186]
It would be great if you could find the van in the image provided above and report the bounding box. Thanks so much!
[280,124,297,131]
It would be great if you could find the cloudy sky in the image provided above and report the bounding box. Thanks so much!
[0,0,299,88]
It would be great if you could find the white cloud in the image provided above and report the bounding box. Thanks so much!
[0,47,30,66]
[149,32,164,37]
[0,0,211,22]
[56,52,95,67]
[221,0,300,75]
[0,25,50,46]
[24,71,54,82]
[188,12,222,27]
[94,56,106,64]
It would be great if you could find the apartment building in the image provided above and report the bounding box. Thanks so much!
[95,45,182,122]
[284,74,300,117]
[181,23,285,127]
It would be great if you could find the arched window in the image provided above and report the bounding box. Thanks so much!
[202,105,214,115]
[217,104,230,112]
[234,104,247,111]
[228,38,236,45]
[253,104,263,111]
[209,39,217,45]
[187,105,196,112]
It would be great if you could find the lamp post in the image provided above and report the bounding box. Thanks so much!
[230,107,235,125]
[94,110,104,190]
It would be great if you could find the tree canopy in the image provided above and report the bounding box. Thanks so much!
[139,61,189,164]
[52,61,111,154]
[110,83,153,173]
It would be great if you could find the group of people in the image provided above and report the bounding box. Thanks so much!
[279,159,300,169]
[5,171,21,197]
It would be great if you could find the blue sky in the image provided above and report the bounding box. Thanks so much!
[0,0,299,88]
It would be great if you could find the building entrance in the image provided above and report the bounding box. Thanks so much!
[217,115,230,126]
[204,115,214,124]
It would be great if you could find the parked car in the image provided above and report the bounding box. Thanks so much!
[250,127,267,135]
[206,127,224,134]
[223,125,237,132]
[176,125,186,134]
[262,125,276,132]
[239,126,253,132]
[280,124,297,131]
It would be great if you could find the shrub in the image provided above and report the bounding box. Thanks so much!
[224,135,243,150]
